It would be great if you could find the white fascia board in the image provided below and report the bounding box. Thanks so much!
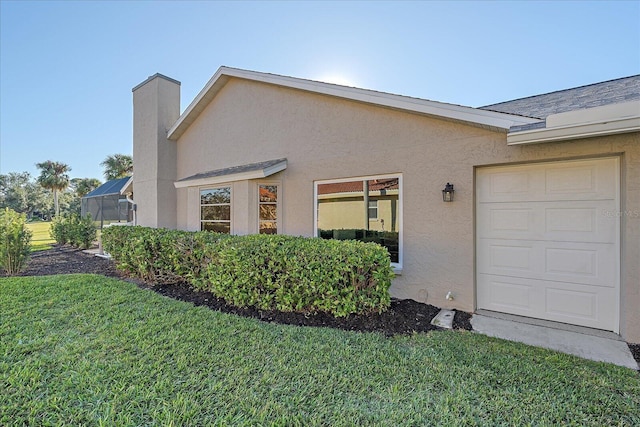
[167,67,538,140]
[173,160,287,189]
[222,68,538,129]
[119,177,134,195]
[507,116,640,145]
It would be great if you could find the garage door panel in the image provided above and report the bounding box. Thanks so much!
[545,247,599,280]
[478,241,536,276]
[545,287,597,320]
[478,201,616,243]
[545,207,595,232]
[477,158,618,203]
[476,157,619,332]
[477,275,537,312]
[544,159,617,198]
[478,274,616,330]
[478,239,615,287]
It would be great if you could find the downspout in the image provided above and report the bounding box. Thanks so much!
[126,194,137,226]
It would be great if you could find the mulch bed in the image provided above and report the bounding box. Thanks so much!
[2,245,472,336]
[5,245,124,278]
[5,246,639,367]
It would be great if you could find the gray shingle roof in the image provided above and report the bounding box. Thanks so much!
[480,75,640,119]
[176,158,287,184]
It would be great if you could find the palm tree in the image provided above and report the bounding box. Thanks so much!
[101,154,133,180]
[36,160,71,217]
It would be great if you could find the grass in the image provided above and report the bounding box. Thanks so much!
[1,275,639,426]
[25,221,55,251]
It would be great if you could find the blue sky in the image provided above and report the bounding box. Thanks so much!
[1,0,638,180]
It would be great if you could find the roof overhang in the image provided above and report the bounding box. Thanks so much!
[507,100,640,145]
[174,158,287,189]
[167,67,539,140]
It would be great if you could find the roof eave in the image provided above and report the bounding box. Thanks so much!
[174,159,287,189]
[507,116,640,145]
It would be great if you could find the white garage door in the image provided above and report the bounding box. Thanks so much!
[476,157,619,332]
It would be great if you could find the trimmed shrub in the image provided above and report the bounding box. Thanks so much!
[102,226,394,317]
[198,234,394,316]
[0,208,32,275]
[101,226,229,283]
[50,214,98,249]
[49,214,98,249]
[72,215,98,249]
[50,215,69,245]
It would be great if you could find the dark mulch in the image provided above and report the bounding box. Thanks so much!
[2,245,473,336]
[630,344,640,364]
[3,245,125,278]
[151,282,472,335]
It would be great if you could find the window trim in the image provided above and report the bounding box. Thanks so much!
[200,185,233,234]
[314,173,403,271]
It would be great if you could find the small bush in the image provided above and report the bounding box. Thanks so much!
[72,215,98,249]
[50,216,69,245]
[50,214,97,249]
[102,227,394,317]
[0,208,32,275]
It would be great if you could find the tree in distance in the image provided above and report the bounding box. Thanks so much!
[71,177,102,198]
[101,154,133,181]
[36,161,71,217]
[0,172,51,219]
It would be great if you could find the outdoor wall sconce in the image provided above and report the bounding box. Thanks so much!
[442,182,454,202]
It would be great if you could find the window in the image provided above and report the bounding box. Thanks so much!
[200,187,231,233]
[368,200,378,220]
[315,175,401,265]
[259,184,278,234]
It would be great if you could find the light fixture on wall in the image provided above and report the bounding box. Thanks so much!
[442,183,454,202]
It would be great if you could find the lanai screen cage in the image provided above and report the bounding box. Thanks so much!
[81,176,134,228]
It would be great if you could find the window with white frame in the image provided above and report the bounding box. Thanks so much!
[315,175,401,265]
[258,184,278,234]
[200,187,231,233]
[368,200,378,220]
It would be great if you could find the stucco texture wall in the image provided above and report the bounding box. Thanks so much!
[133,75,180,229]
[173,78,640,342]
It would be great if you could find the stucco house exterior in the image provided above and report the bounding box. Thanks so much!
[131,67,640,343]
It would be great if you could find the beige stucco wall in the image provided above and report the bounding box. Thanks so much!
[170,78,640,342]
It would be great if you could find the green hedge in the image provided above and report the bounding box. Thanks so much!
[102,226,394,317]
[102,226,228,284]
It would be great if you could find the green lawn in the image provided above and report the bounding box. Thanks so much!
[26,221,55,251]
[1,275,638,426]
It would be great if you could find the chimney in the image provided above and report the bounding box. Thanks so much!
[132,74,180,228]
